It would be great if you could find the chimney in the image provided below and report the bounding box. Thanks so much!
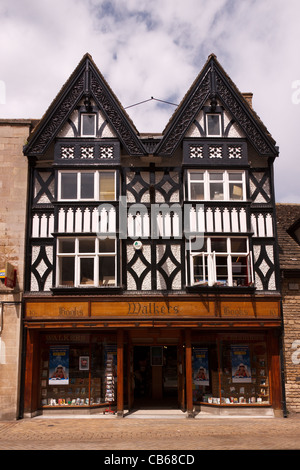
[242,92,253,108]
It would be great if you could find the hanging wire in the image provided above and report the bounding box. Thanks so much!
[124,96,178,109]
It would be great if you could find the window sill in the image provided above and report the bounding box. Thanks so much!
[186,284,256,294]
[51,286,123,295]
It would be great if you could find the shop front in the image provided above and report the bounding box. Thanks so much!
[22,295,283,418]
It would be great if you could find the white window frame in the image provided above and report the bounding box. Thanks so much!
[81,113,97,137]
[206,113,222,137]
[56,237,117,287]
[58,170,116,202]
[190,236,253,287]
[187,170,246,202]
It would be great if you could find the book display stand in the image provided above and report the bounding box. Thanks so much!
[103,353,116,415]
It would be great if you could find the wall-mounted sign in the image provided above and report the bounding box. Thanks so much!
[0,262,17,288]
[133,240,143,250]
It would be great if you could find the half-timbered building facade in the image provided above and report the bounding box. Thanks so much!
[22,54,283,417]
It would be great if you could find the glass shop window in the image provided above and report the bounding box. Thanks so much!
[219,340,270,405]
[39,338,117,408]
[192,338,270,406]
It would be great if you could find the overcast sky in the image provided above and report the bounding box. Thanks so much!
[0,0,299,203]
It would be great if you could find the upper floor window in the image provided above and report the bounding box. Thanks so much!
[187,170,246,202]
[56,237,116,288]
[189,236,253,287]
[206,113,221,136]
[58,170,116,201]
[81,113,96,137]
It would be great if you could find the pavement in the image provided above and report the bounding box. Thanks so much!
[1,409,300,451]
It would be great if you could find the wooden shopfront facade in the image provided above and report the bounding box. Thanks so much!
[21,54,283,417]
[23,295,282,416]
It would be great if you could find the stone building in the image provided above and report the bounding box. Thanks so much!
[0,119,37,419]
[20,53,284,418]
[276,203,300,415]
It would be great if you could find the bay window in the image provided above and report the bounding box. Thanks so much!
[190,237,253,287]
[56,237,116,287]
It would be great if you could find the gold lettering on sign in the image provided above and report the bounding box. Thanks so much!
[58,307,84,317]
[25,302,89,318]
[127,302,179,315]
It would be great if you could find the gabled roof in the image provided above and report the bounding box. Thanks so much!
[155,54,278,157]
[24,53,146,157]
[276,203,300,271]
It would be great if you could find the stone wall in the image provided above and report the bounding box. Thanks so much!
[0,121,32,420]
[282,276,300,414]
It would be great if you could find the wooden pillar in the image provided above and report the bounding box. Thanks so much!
[23,329,39,417]
[185,329,194,417]
[268,330,282,412]
[117,329,124,417]
[178,331,185,410]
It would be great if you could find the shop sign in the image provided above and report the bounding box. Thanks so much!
[0,262,16,288]
[25,300,280,320]
[26,302,89,318]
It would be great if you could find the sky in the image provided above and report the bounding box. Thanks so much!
[0,0,300,203]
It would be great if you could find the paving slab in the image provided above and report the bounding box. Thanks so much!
[0,414,300,451]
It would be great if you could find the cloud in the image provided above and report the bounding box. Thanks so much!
[0,0,299,202]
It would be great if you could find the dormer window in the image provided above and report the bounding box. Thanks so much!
[206,113,221,136]
[81,113,96,137]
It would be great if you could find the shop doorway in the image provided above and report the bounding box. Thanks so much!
[132,345,179,408]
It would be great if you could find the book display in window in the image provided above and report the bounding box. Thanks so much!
[39,346,102,407]
[103,351,116,414]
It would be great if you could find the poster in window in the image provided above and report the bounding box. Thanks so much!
[49,346,69,385]
[193,348,209,386]
[79,356,89,371]
[231,345,251,383]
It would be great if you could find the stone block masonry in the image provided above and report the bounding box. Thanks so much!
[0,120,34,420]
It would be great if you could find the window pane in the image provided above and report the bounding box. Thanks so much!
[61,173,77,199]
[207,114,221,135]
[229,183,243,200]
[59,239,75,253]
[232,256,248,286]
[98,238,115,253]
[190,172,204,181]
[191,182,204,200]
[210,182,224,200]
[82,114,96,136]
[79,239,95,253]
[99,256,115,285]
[80,258,94,285]
[59,257,75,286]
[228,172,243,181]
[231,238,247,253]
[211,238,227,253]
[99,172,115,200]
[81,173,94,199]
[193,255,206,283]
[209,172,223,181]
[215,256,228,282]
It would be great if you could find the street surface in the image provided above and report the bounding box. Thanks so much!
[0,414,300,451]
